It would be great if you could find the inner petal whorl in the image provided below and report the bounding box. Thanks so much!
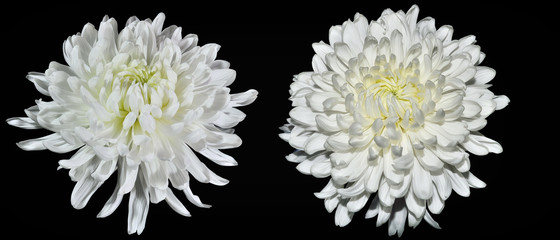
[351,54,427,131]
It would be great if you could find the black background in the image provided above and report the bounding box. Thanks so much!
[1,1,548,239]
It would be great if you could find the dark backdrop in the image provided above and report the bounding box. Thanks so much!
[1,1,546,239]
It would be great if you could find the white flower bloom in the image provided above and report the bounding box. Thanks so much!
[7,13,257,234]
[280,5,508,236]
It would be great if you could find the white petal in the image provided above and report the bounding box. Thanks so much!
[325,132,352,152]
[199,147,238,166]
[128,175,150,235]
[59,146,96,169]
[314,179,337,199]
[138,112,156,134]
[312,41,334,61]
[365,195,379,219]
[405,189,426,218]
[341,20,363,54]
[152,13,166,34]
[328,25,342,45]
[209,69,236,87]
[97,184,124,218]
[229,89,258,107]
[436,25,453,43]
[423,211,442,229]
[388,199,407,237]
[393,153,413,170]
[310,154,332,178]
[27,72,50,96]
[16,133,58,151]
[80,86,112,121]
[184,185,211,208]
[93,145,118,161]
[123,112,137,130]
[444,167,470,197]
[71,174,104,209]
[324,195,340,213]
[316,114,340,133]
[289,107,316,126]
[200,43,220,64]
[304,133,328,155]
[389,172,411,199]
[462,134,503,156]
[142,159,169,190]
[6,117,41,129]
[462,100,482,118]
[91,159,117,181]
[334,42,354,63]
[285,151,306,163]
[473,66,495,85]
[312,54,328,73]
[165,188,191,217]
[374,136,389,148]
[432,171,452,200]
[494,95,509,110]
[334,203,353,227]
[119,158,139,195]
[43,134,82,153]
[411,161,433,200]
[378,179,394,207]
[465,172,486,188]
[416,148,444,171]
[365,161,383,193]
[377,204,392,227]
[347,193,369,213]
[338,180,365,198]
[428,185,445,214]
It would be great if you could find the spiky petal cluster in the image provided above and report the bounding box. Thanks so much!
[280,5,508,236]
[7,13,257,234]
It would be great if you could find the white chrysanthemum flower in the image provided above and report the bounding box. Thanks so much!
[280,5,508,236]
[7,13,257,234]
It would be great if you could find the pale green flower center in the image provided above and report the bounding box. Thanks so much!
[359,63,425,123]
[122,66,161,88]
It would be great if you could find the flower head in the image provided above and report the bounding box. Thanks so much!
[7,13,257,234]
[280,5,508,236]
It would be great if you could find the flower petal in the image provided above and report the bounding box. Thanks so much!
[184,185,211,208]
[424,211,442,229]
[16,133,58,151]
[97,184,124,218]
[388,199,407,237]
[199,147,238,166]
[444,167,470,197]
[71,174,104,209]
[128,175,150,235]
[334,203,354,227]
[6,117,41,129]
[165,188,191,217]
[229,89,258,107]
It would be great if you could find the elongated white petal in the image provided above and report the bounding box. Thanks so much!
[199,147,238,166]
[98,184,124,218]
[388,199,407,237]
[165,188,191,217]
[423,211,441,229]
[16,133,60,151]
[6,117,41,129]
[128,175,149,235]
[334,203,354,227]
[184,185,211,208]
[71,174,104,209]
